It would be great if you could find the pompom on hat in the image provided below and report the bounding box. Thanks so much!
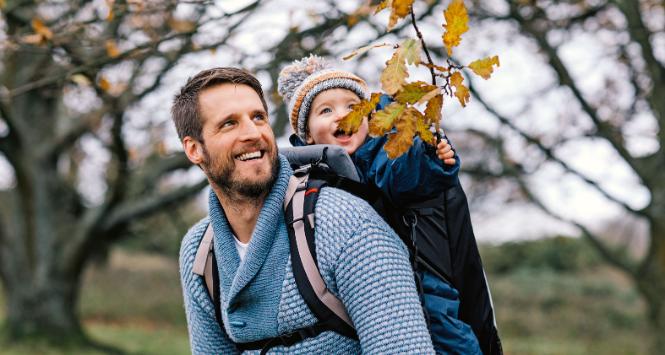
[277,55,369,142]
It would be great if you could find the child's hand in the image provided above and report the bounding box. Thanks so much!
[437,139,456,166]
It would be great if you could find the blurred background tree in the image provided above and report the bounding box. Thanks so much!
[0,0,663,353]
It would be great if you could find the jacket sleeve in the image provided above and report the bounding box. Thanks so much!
[332,216,436,354]
[365,135,460,205]
[179,227,240,355]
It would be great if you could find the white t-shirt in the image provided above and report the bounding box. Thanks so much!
[234,235,249,262]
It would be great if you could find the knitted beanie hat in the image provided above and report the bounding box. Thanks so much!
[277,55,369,141]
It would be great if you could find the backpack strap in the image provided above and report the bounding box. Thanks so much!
[192,224,224,328]
[284,174,358,340]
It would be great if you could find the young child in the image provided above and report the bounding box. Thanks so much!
[278,55,482,354]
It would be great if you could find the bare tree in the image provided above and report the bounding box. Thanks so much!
[0,0,270,342]
[448,1,664,352]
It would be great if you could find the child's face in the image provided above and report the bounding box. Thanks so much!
[306,88,368,155]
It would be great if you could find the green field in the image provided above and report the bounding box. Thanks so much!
[0,237,650,354]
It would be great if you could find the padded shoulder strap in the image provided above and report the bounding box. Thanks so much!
[284,174,358,340]
[193,224,215,297]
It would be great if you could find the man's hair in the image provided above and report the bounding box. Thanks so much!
[171,67,268,142]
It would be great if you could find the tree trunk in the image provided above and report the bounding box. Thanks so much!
[2,270,83,341]
[636,219,665,355]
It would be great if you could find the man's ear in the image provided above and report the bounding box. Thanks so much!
[183,136,204,165]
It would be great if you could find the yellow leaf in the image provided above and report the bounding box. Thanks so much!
[0,0,6,9]
[423,62,449,72]
[98,76,112,92]
[338,93,382,134]
[70,74,91,86]
[347,14,360,27]
[106,0,115,21]
[380,50,408,95]
[442,0,468,56]
[468,55,500,79]
[387,0,414,31]
[450,71,470,107]
[384,107,417,159]
[424,93,443,126]
[21,34,44,45]
[374,0,391,14]
[416,115,436,146]
[369,102,405,136]
[342,42,391,61]
[31,18,53,41]
[416,87,442,106]
[399,38,421,65]
[168,18,197,33]
[105,40,121,58]
[394,81,437,104]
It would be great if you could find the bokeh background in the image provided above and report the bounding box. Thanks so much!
[0,0,663,354]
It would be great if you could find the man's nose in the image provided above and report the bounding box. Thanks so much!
[238,118,261,140]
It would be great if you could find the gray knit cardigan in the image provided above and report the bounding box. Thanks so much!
[179,155,435,354]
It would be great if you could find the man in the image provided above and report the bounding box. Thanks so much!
[173,67,435,354]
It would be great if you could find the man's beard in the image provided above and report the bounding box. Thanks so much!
[200,143,279,200]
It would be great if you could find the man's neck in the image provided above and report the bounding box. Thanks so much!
[212,186,267,244]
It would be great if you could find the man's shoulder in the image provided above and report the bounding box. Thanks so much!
[315,186,391,235]
[179,217,210,274]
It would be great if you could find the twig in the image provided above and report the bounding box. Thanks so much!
[410,6,436,86]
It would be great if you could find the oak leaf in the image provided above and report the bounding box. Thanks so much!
[384,108,417,159]
[105,40,121,58]
[450,71,470,107]
[468,55,500,79]
[442,0,468,56]
[369,102,405,136]
[395,81,437,104]
[381,50,408,95]
[423,93,443,126]
[374,0,391,14]
[32,18,53,41]
[387,0,414,31]
[416,87,442,106]
[416,114,436,146]
[400,38,421,65]
[338,93,382,134]
[343,42,391,61]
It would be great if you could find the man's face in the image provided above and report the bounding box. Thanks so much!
[306,88,368,155]
[197,83,279,199]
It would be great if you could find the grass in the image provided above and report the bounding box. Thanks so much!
[0,241,653,354]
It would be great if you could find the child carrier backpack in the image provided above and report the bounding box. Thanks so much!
[192,145,501,355]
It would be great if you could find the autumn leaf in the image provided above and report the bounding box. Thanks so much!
[32,18,53,41]
[105,40,121,58]
[395,81,437,104]
[424,93,443,126]
[423,62,449,72]
[400,38,421,65]
[384,108,417,159]
[0,0,6,9]
[387,0,414,31]
[98,76,112,93]
[381,50,408,95]
[168,18,197,33]
[70,74,91,86]
[468,55,500,79]
[416,115,436,146]
[416,87,442,106]
[343,42,391,61]
[338,93,382,134]
[442,0,468,56]
[374,0,391,14]
[369,102,405,136]
[450,71,470,107]
[106,0,115,21]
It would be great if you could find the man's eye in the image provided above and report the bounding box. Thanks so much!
[221,120,236,129]
[253,113,267,121]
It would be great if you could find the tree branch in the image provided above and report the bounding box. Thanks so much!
[514,173,639,277]
[38,105,106,160]
[506,3,647,183]
[100,179,208,233]
[468,81,645,217]
[612,0,665,156]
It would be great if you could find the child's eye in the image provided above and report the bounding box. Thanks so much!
[320,108,332,114]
